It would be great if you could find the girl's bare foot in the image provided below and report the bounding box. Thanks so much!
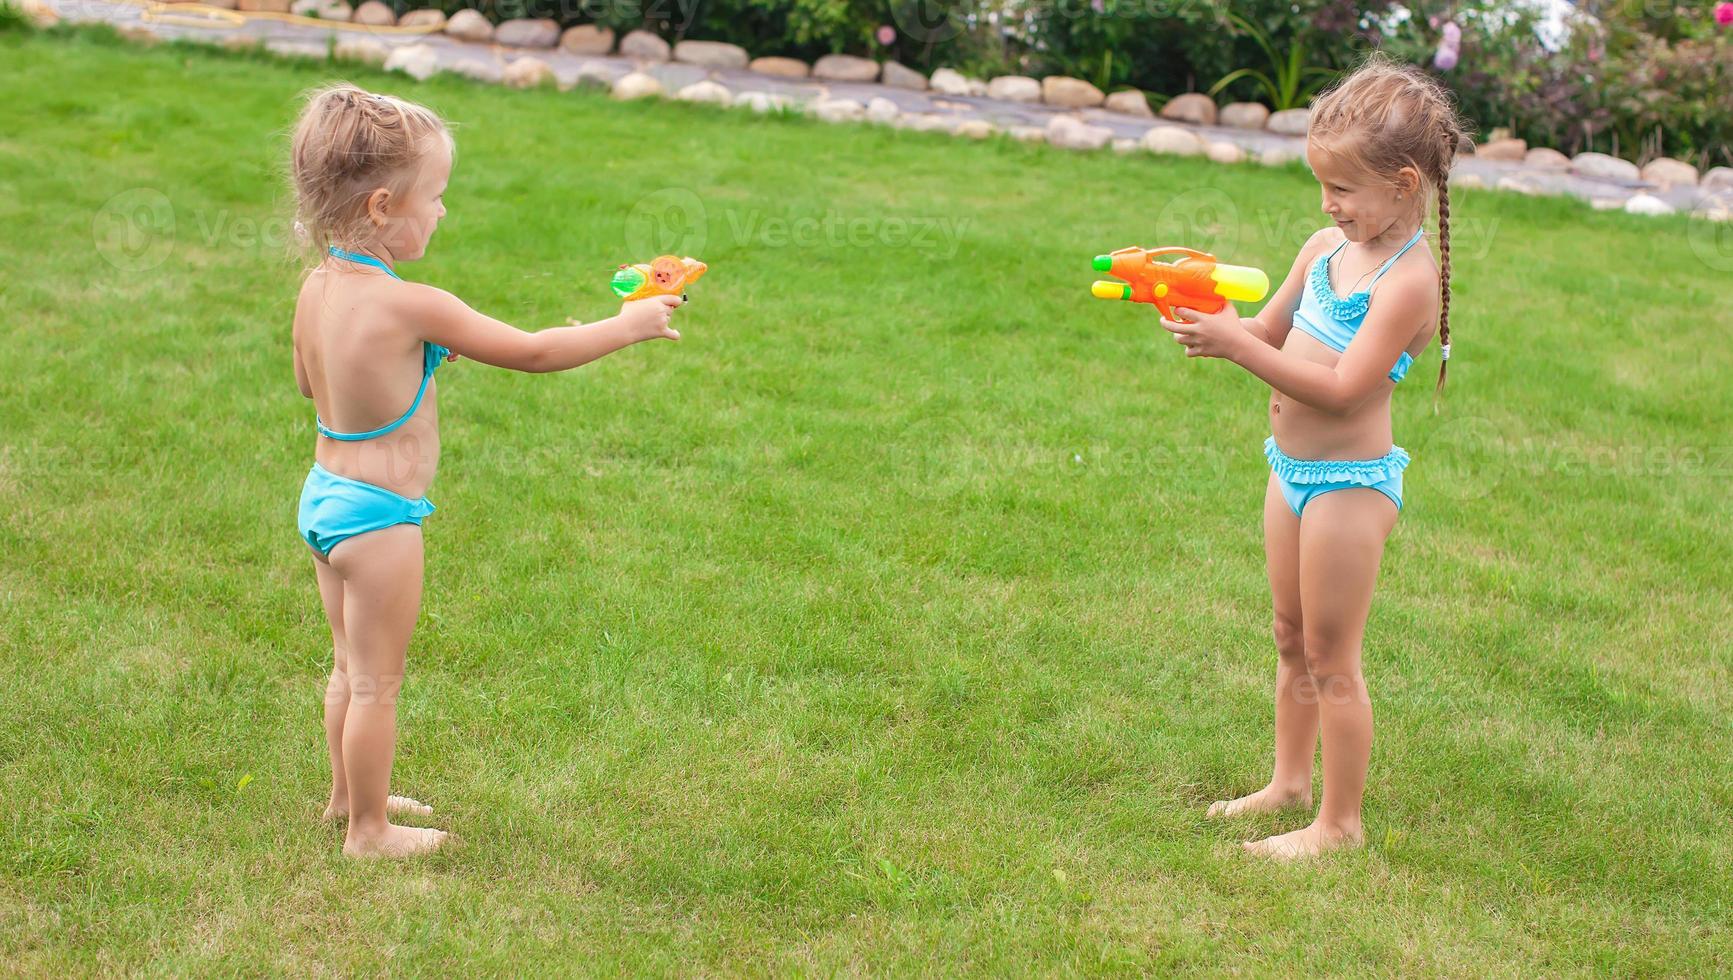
[1206,784,1312,818]
[322,795,434,822]
[343,824,450,858]
[1242,820,1363,860]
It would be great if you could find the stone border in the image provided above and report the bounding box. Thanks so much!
[28,0,1733,221]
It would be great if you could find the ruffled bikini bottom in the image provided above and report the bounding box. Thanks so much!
[1264,436,1408,517]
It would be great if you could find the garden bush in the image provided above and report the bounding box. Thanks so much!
[375,0,1730,165]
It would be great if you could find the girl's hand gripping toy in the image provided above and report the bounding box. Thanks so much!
[1090,246,1268,321]
[611,255,708,302]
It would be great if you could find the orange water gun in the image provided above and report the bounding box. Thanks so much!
[610,255,708,302]
[1090,246,1268,321]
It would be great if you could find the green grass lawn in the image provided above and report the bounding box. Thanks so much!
[3,24,1731,975]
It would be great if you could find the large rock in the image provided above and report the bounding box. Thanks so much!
[384,43,439,81]
[812,98,866,123]
[502,56,553,88]
[1008,125,1046,144]
[813,54,880,82]
[1104,89,1154,118]
[611,71,663,100]
[749,56,809,78]
[1701,166,1733,193]
[351,0,392,25]
[619,29,670,61]
[566,65,614,91]
[1042,75,1105,108]
[314,0,351,21]
[1046,115,1113,151]
[496,17,558,47]
[957,119,997,140]
[859,97,895,123]
[560,25,614,54]
[987,75,1041,103]
[1218,101,1269,130]
[397,8,444,30]
[738,91,793,113]
[675,80,733,106]
[1624,193,1673,215]
[1524,147,1570,171]
[1206,141,1247,164]
[881,62,927,91]
[1143,125,1204,156]
[1265,107,1310,136]
[444,9,492,43]
[1571,151,1640,183]
[1478,137,1527,162]
[674,39,748,69]
[333,37,388,65]
[1159,92,1216,125]
[929,68,976,96]
[1641,157,1698,189]
[1258,147,1298,167]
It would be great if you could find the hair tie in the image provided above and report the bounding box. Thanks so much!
[1440,343,1451,361]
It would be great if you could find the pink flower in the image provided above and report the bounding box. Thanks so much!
[1433,20,1460,71]
[1716,1,1733,26]
[877,24,896,45]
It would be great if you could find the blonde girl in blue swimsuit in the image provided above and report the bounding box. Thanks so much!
[1159,58,1464,859]
[289,84,683,858]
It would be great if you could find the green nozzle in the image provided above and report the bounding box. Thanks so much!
[1092,255,1112,272]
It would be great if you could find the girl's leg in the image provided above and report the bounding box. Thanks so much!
[1244,487,1396,859]
[1210,475,1316,817]
[312,554,352,819]
[313,551,433,823]
[328,524,447,858]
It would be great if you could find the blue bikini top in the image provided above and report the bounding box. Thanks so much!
[1292,228,1424,383]
[314,247,452,442]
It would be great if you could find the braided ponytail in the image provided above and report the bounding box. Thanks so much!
[1436,160,1452,401]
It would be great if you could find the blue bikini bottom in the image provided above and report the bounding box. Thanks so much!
[1264,436,1408,516]
[297,462,435,557]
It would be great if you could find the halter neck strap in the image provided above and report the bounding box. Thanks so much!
[1370,228,1426,283]
[328,246,401,280]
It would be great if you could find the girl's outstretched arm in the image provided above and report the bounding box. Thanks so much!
[1160,264,1432,415]
[401,284,682,373]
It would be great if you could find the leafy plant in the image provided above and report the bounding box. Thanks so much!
[1208,12,1338,110]
[0,0,33,32]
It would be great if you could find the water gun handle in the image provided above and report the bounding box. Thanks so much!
[1141,246,1216,264]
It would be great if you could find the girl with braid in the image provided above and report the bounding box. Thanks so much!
[1158,56,1463,858]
